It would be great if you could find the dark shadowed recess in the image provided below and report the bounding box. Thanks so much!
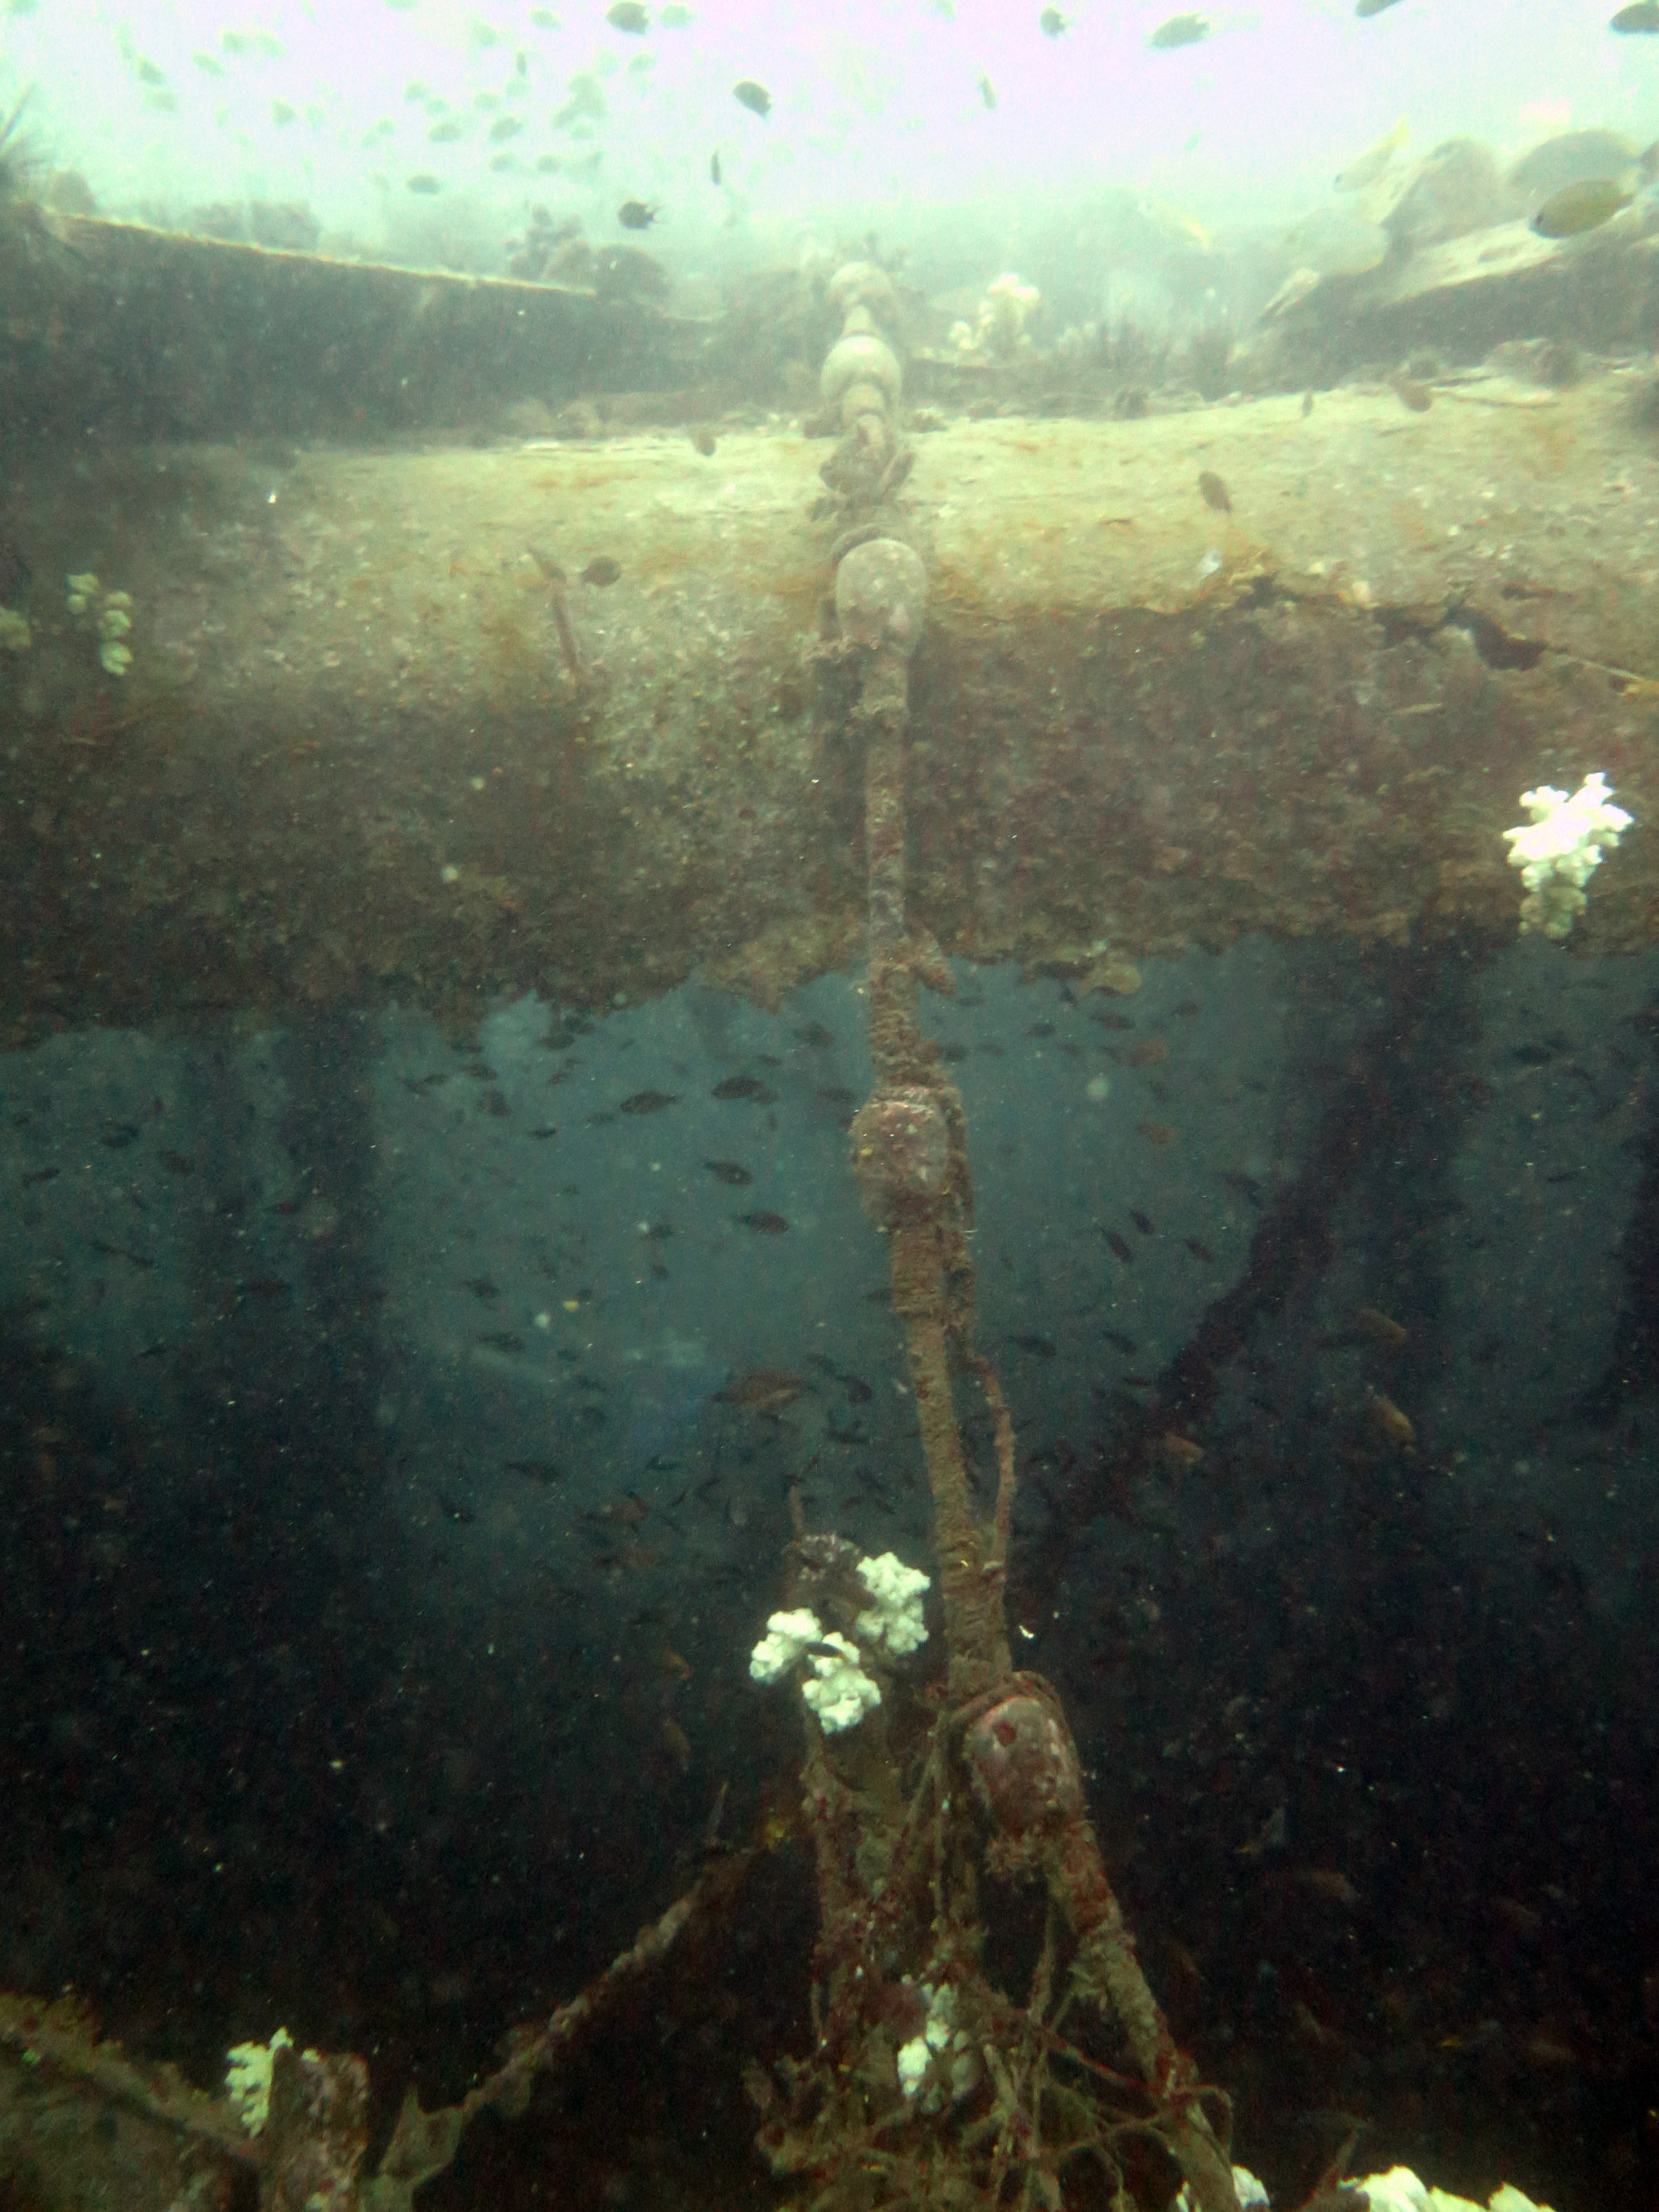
[1010,943,1659,2210]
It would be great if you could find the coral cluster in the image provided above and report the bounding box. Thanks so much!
[1502,772,1632,938]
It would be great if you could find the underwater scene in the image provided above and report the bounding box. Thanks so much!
[4,0,1659,2207]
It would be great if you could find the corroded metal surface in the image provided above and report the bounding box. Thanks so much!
[4,368,1657,1041]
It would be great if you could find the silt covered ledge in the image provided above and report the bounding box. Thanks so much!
[4,369,1656,1043]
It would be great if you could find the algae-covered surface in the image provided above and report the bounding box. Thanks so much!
[3,368,1657,1042]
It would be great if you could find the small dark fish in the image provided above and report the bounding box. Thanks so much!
[427,118,465,141]
[237,1277,292,1302]
[617,198,659,229]
[1532,178,1632,238]
[476,1331,527,1353]
[715,1369,803,1415]
[581,556,621,586]
[488,116,523,142]
[712,1074,769,1100]
[1221,1168,1263,1202]
[438,1493,477,1525]
[1010,1333,1058,1358]
[161,1151,194,1175]
[406,173,444,193]
[1102,1329,1138,1355]
[1131,1209,1156,1235]
[691,426,718,456]
[1390,373,1433,412]
[607,0,650,27]
[1198,469,1231,513]
[733,79,771,115]
[1149,11,1208,42]
[844,1375,873,1403]
[100,1123,142,1149]
[709,148,722,184]
[1611,0,1659,28]
[1185,1237,1217,1262]
[463,1275,500,1301]
[1301,390,1315,417]
[620,1089,679,1114]
[796,1021,835,1047]
[817,1084,858,1106]
[703,1159,753,1186]
[22,1166,61,1187]
[505,1459,566,1484]
[1355,0,1403,14]
[1106,1230,1134,1263]
[737,1210,789,1235]
[90,1239,153,1270]
[529,1125,559,1139]
[1039,7,1068,32]
[978,70,997,106]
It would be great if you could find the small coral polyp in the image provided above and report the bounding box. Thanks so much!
[1502,772,1632,938]
[747,1549,932,1735]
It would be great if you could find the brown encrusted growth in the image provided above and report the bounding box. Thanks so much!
[752,540,1240,2212]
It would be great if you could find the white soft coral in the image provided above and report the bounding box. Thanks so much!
[1502,772,1632,938]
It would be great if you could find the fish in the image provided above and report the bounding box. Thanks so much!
[504,1459,566,1484]
[1010,1333,1058,1358]
[1149,12,1209,45]
[463,1276,500,1302]
[715,1370,804,1415]
[477,1331,527,1354]
[712,1074,771,1100]
[1612,0,1659,27]
[795,1021,834,1047]
[703,1160,753,1186]
[1335,117,1408,192]
[606,1,650,27]
[1532,178,1632,237]
[1039,7,1069,31]
[1197,470,1231,513]
[1294,1868,1361,1907]
[1126,1038,1168,1066]
[1390,373,1433,412]
[161,1151,194,1175]
[733,79,772,115]
[488,116,523,142]
[661,1,693,17]
[1102,1329,1138,1354]
[617,199,659,228]
[428,119,465,141]
[1355,0,1403,15]
[100,1123,142,1148]
[270,99,296,126]
[1151,1433,1204,1471]
[1106,1230,1134,1263]
[581,556,621,586]
[977,70,997,107]
[1368,1391,1416,1449]
[1355,1304,1408,1347]
[619,1089,678,1113]
[406,173,444,193]
[1185,1238,1216,1262]
[737,1210,789,1234]
[709,149,722,184]
[1137,1119,1175,1146]
[1131,1209,1156,1235]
